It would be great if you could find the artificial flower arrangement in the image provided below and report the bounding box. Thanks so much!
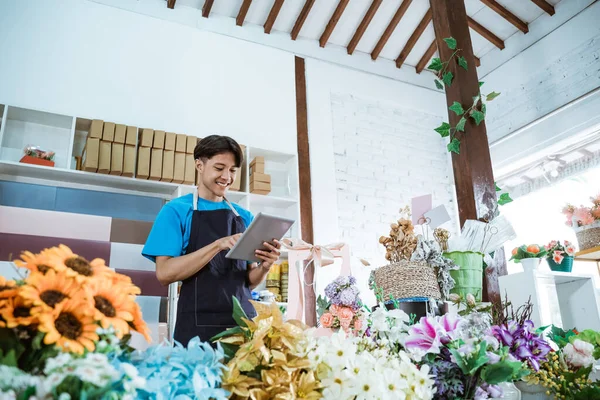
[563,194,600,227]
[509,244,548,263]
[546,240,576,263]
[316,276,365,334]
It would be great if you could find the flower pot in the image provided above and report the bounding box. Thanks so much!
[521,258,541,272]
[499,382,521,400]
[547,256,574,273]
[514,381,551,400]
[574,221,600,251]
[443,251,483,302]
[19,155,55,167]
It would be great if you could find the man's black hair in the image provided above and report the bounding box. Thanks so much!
[194,135,243,168]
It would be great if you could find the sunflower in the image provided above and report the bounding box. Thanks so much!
[38,298,99,354]
[15,249,62,275]
[45,245,111,284]
[0,276,18,304]
[85,278,135,338]
[127,300,151,342]
[105,269,141,296]
[1,294,37,328]
[19,269,85,315]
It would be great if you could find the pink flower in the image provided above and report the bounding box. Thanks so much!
[553,254,564,264]
[574,207,595,226]
[329,304,341,316]
[566,246,576,256]
[547,240,558,250]
[554,250,564,256]
[564,339,595,368]
[340,319,351,332]
[404,316,443,354]
[592,207,600,219]
[354,318,363,331]
[337,307,354,323]
[320,312,334,328]
[564,240,571,246]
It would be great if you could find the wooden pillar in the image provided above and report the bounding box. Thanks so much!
[430,0,507,306]
[295,56,317,326]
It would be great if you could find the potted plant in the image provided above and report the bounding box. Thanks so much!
[563,195,600,251]
[545,240,576,272]
[509,244,548,272]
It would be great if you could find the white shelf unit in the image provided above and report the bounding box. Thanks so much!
[499,270,600,331]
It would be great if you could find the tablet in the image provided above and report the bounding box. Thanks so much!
[225,212,295,262]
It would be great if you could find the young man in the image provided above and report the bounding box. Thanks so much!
[142,135,280,345]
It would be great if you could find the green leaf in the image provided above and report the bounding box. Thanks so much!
[442,71,454,87]
[458,56,468,70]
[471,110,485,125]
[449,101,464,116]
[449,349,469,375]
[486,91,501,101]
[498,193,513,206]
[482,103,487,116]
[479,81,485,87]
[428,57,443,72]
[444,37,457,50]
[210,326,245,342]
[447,138,461,154]
[220,343,240,361]
[495,183,501,192]
[456,117,467,132]
[434,122,452,138]
[482,360,524,384]
[232,296,249,328]
[434,79,444,90]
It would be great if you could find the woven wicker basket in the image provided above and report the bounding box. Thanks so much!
[371,260,441,301]
[575,221,600,251]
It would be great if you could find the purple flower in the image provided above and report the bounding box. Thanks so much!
[491,320,551,371]
[348,276,356,285]
[474,386,489,400]
[486,351,501,365]
[339,288,356,306]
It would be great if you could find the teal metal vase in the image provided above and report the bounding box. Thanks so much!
[547,256,574,272]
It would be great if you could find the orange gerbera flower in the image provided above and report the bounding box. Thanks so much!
[20,270,85,315]
[0,276,18,304]
[38,299,99,355]
[127,300,151,342]
[85,278,135,338]
[1,294,37,328]
[16,249,62,275]
[45,245,111,284]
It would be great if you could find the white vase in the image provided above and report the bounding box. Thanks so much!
[499,382,521,400]
[521,258,540,272]
[514,381,551,400]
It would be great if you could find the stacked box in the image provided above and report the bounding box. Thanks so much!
[149,130,165,181]
[136,129,154,180]
[173,134,187,184]
[249,156,271,195]
[186,135,199,186]
[123,126,137,177]
[97,122,114,174]
[230,144,246,191]
[280,261,289,303]
[110,124,126,176]
[266,263,282,302]
[161,132,176,182]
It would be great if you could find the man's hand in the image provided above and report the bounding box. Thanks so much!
[214,233,242,251]
[255,239,282,270]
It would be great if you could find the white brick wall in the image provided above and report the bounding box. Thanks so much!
[330,92,458,268]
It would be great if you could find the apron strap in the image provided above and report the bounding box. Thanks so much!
[193,188,240,217]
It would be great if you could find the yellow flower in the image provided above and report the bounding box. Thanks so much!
[1,294,37,328]
[16,249,61,275]
[293,370,321,399]
[20,270,83,314]
[38,298,99,355]
[46,245,111,284]
[126,299,152,342]
[85,278,135,338]
[0,276,18,306]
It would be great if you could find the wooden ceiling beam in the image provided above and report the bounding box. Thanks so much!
[530,0,555,16]
[415,40,437,74]
[395,8,432,68]
[319,0,350,48]
[480,0,528,33]
[468,16,504,50]
[236,0,253,27]
[291,0,315,40]
[347,0,382,55]
[167,0,176,9]
[201,0,214,18]
[264,0,285,34]
[371,0,412,61]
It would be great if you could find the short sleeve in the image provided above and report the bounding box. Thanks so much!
[142,204,184,263]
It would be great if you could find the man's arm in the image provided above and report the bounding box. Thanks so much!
[247,240,281,289]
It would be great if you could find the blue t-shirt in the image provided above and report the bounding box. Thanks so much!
[142,194,253,262]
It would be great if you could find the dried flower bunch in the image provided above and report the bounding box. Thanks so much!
[379,206,418,262]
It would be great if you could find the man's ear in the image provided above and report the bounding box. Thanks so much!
[195,158,204,174]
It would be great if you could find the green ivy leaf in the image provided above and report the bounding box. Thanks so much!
[456,117,467,132]
[479,81,485,87]
[471,110,485,125]
[434,79,444,90]
[486,91,501,101]
[434,122,452,138]
[495,183,501,192]
[482,103,487,116]
[498,193,513,205]
[447,138,461,154]
[449,101,465,116]
[458,56,468,70]
[442,71,454,87]
[444,37,457,50]
[428,57,443,72]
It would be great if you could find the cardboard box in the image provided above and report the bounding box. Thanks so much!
[125,126,137,145]
[250,180,271,194]
[153,130,165,149]
[114,124,126,144]
[186,136,198,154]
[161,150,174,182]
[165,132,176,151]
[250,172,271,184]
[175,134,187,153]
[137,146,151,179]
[102,122,115,142]
[139,129,154,147]
[173,152,186,184]
[98,140,112,174]
[230,174,241,191]
[89,119,103,139]
[149,148,163,181]
[82,137,100,172]
[184,154,196,185]
[123,144,136,177]
[110,143,124,175]
[250,157,265,174]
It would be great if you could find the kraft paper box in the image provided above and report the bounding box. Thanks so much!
[89,119,103,139]
[175,134,187,153]
[98,140,112,174]
[82,137,100,172]
[114,124,126,144]
[123,145,136,177]
[125,126,137,146]
[173,152,186,184]
[137,146,151,179]
[102,122,115,142]
[161,150,174,182]
[110,143,124,176]
[153,130,165,149]
[250,172,271,184]
[230,175,241,191]
[250,180,271,193]
[139,129,154,148]
[149,148,163,181]
[184,154,196,185]
[250,157,265,175]
[164,132,176,151]
[186,136,198,154]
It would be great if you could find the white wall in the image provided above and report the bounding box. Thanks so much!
[0,0,297,154]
